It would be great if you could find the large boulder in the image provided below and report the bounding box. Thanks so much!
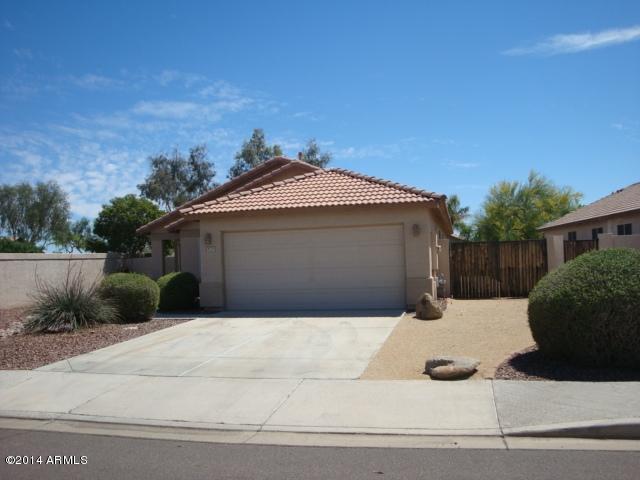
[425,356,480,380]
[415,293,443,320]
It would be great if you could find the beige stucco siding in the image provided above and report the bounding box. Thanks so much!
[542,212,640,240]
[197,204,442,309]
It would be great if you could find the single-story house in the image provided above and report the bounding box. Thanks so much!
[538,182,640,240]
[137,157,453,310]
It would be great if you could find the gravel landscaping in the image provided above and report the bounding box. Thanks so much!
[361,298,533,380]
[0,309,190,370]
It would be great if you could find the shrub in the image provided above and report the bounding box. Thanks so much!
[100,273,159,323]
[157,272,199,311]
[0,237,42,253]
[26,269,119,332]
[528,248,640,368]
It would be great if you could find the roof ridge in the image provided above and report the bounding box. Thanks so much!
[231,160,321,193]
[180,169,326,214]
[329,168,444,199]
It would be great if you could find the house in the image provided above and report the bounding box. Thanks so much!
[538,182,640,241]
[137,157,453,310]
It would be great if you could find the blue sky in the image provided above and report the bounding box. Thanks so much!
[1,1,639,219]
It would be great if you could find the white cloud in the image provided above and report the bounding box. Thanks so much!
[155,70,205,87]
[68,73,122,90]
[132,100,208,119]
[13,48,33,60]
[292,111,321,121]
[0,72,291,217]
[337,145,390,159]
[198,80,242,99]
[443,160,480,169]
[504,25,640,56]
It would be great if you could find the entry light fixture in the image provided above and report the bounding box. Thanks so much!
[412,224,421,237]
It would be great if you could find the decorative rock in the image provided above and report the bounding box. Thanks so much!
[424,356,480,380]
[415,293,443,320]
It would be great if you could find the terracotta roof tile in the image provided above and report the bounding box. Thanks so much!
[181,169,440,215]
[539,182,640,230]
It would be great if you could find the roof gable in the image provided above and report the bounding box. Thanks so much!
[539,182,640,230]
[137,157,313,234]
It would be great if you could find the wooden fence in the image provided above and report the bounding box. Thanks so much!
[563,239,598,262]
[449,240,548,299]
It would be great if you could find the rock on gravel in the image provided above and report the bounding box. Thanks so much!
[425,356,480,380]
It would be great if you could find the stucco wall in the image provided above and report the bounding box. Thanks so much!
[0,253,176,309]
[542,212,640,241]
[197,204,442,309]
[0,253,122,309]
[599,233,640,250]
[179,227,201,280]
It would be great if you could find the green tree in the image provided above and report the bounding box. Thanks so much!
[138,144,217,211]
[54,217,93,253]
[473,171,582,241]
[446,194,471,238]
[92,195,163,256]
[0,181,70,248]
[298,138,332,168]
[228,129,283,179]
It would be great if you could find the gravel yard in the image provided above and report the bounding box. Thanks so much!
[0,309,189,370]
[361,298,533,380]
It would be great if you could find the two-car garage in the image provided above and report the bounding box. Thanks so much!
[223,225,406,310]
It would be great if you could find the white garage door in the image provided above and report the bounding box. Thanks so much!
[223,225,405,310]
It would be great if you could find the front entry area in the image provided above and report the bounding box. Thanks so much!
[223,225,406,310]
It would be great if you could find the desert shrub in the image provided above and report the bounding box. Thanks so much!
[528,248,640,368]
[25,269,119,332]
[0,237,42,253]
[157,272,199,311]
[100,273,159,323]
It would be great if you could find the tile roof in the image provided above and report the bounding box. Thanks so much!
[136,157,307,234]
[539,182,640,230]
[180,169,443,215]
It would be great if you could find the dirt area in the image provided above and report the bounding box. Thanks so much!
[361,298,533,380]
[0,309,190,370]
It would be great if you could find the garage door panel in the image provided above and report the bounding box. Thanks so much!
[224,225,405,310]
[226,287,405,310]
[229,265,404,291]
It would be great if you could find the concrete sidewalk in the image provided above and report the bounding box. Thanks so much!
[0,370,639,439]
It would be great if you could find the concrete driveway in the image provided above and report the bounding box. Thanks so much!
[38,311,401,379]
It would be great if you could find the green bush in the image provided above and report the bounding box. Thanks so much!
[528,248,640,368]
[100,273,159,323]
[157,272,199,311]
[0,237,42,253]
[26,270,119,332]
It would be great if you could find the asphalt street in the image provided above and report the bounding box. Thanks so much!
[1,428,640,480]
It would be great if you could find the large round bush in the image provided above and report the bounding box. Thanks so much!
[100,273,159,323]
[157,272,199,311]
[528,248,640,368]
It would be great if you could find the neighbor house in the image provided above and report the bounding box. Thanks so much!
[538,182,640,241]
[137,157,452,310]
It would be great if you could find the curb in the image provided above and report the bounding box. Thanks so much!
[1,411,639,442]
[503,418,640,440]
